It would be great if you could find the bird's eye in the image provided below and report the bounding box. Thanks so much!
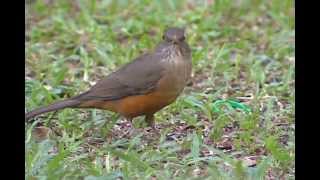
[179,36,185,41]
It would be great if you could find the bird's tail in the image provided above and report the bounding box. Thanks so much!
[25,99,81,121]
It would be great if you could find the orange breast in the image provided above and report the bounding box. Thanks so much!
[105,90,177,118]
[78,90,178,118]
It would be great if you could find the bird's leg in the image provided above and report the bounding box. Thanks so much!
[145,114,155,129]
[144,114,161,142]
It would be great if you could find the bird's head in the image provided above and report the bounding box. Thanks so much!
[163,27,186,44]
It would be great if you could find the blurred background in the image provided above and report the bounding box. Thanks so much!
[25,0,294,179]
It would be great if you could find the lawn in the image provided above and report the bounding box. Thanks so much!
[25,0,295,179]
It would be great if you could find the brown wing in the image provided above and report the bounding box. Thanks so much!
[74,53,165,101]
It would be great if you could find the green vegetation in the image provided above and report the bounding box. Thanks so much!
[25,0,295,179]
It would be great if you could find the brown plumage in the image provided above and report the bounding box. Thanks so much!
[25,27,192,127]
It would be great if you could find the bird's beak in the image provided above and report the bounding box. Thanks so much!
[173,35,178,44]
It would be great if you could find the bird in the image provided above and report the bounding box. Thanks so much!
[25,27,192,128]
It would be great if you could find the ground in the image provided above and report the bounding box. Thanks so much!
[25,0,294,179]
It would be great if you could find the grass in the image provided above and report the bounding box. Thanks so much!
[25,0,295,179]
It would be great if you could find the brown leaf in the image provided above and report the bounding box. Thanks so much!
[242,156,258,167]
[216,137,233,150]
[32,126,51,141]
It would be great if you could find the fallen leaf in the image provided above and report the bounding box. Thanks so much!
[32,126,51,141]
[242,156,258,167]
